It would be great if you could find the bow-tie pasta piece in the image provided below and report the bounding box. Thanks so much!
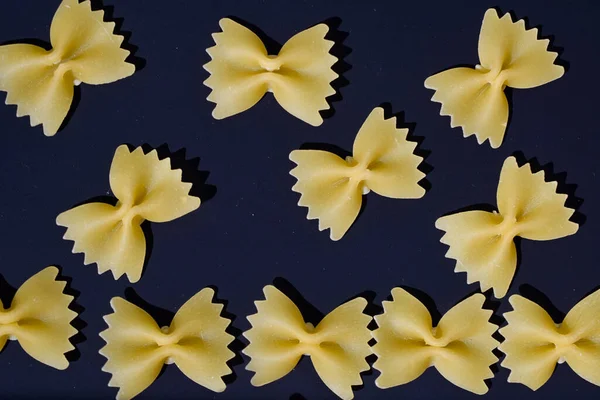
[100,288,235,400]
[499,290,600,390]
[56,145,201,283]
[372,288,499,394]
[425,9,563,148]
[204,18,338,126]
[0,267,78,370]
[0,0,135,136]
[290,107,426,240]
[244,285,372,400]
[436,156,578,298]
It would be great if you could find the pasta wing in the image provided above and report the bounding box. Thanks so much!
[433,294,499,395]
[353,107,425,199]
[56,145,200,282]
[244,285,307,386]
[311,298,372,400]
[435,210,517,298]
[204,18,269,120]
[498,295,562,390]
[169,288,235,393]
[559,289,600,386]
[425,67,508,148]
[109,146,201,223]
[270,24,337,126]
[289,150,362,241]
[478,9,564,89]
[56,202,146,282]
[1,267,77,370]
[99,298,166,400]
[0,0,134,136]
[372,287,436,388]
[496,157,578,241]
[50,0,134,85]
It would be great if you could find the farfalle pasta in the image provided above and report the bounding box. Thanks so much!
[56,145,200,283]
[436,156,578,298]
[244,285,372,400]
[99,288,234,400]
[425,9,563,148]
[0,267,77,370]
[290,107,426,240]
[499,290,600,390]
[372,288,498,394]
[0,0,135,136]
[204,18,337,126]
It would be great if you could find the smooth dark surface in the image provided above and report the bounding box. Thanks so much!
[0,0,598,399]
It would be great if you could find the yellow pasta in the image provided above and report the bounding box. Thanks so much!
[0,267,78,370]
[0,0,135,136]
[372,288,498,394]
[204,18,337,126]
[425,8,563,148]
[244,285,372,400]
[290,107,426,240]
[56,145,200,283]
[499,290,600,390]
[436,156,578,298]
[100,288,234,400]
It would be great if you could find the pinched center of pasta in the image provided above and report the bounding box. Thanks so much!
[495,214,520,239]
[423,326,451,348]
[0,309,21,339]
[259,55,282,72]
[154,326,180,347]
[552,329,579,352]
[345,156,372,195]
[152,325,185,365]
[44,49,83,85]
[114,201,146,226]
[288,322,340,356]
[478,65,509,88]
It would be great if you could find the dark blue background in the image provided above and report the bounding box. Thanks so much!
[0,0,598,399]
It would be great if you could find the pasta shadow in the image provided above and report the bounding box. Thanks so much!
[142,143,217,280]
[458,289,503,390]
[511,151,586,226]
[69,0,146,133]
[0,274,17,310]
[289,394,307,400]
[395,286,442,325]
[143,143,217,203]
[225,16,282,55]
[341,289,379,393]
[494,7,569,72]
[207,285,245,385]
[273,277,324,326]
[378,102,433,193]
[319,17,352,121]
[518,284,565,322]
[90,0,146,71]
[55,266,87,363]
[0,276,18,355]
